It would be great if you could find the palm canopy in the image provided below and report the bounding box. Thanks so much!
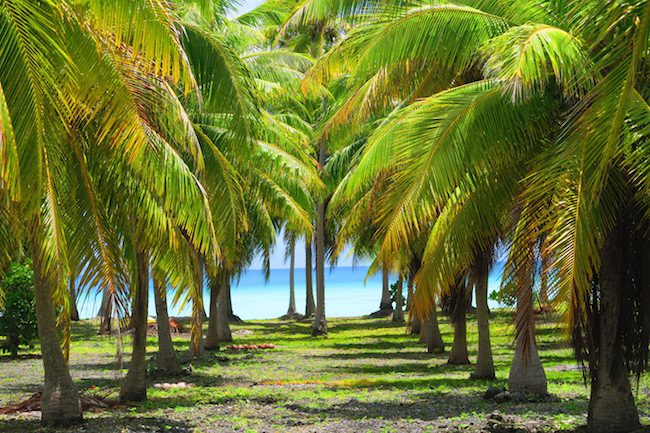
[0,0,255,323]
[316,0,650,357]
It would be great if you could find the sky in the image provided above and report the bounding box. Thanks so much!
[234,0,266,15]
[248,229,370,270]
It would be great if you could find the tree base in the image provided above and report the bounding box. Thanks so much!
[447,357,470,365]
[228,314,244,324]
[279,312,304,321]
[41,389,83,427]
[470,371,496,381]
[368,308,393,318]
[311,320,328,337]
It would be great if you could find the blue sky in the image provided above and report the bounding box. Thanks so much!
[234,0,266,15]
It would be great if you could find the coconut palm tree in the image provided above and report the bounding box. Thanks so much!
[307,1,650,430]
[0,0,227,420]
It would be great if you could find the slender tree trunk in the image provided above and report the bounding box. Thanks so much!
[539,251,549,306]
[409,313,421,335]
[217,276,233,342]
[473,255,495,380]
[32,246,82,426]
[286,239,297,316]
[508,264,547,395]
[421,303,445,353]
[226,281,242,323]
[120,248,149,402]
[406,278,414,312]
[587,228,639,433]
[312,138,327,336]
[153,275,178,372]
[392,277,404,322]
[205,274,221,350]
[97,288,112,335]
[69,277,80,322]
[448,282,470,365]
[380,266,392,311]
[305,237,315,317]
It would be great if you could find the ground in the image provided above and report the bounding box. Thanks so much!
[0,311,649,432]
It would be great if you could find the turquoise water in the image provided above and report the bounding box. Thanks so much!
[77,263,504,320]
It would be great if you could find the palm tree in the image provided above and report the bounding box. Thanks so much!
[307,1,650,430]
[1,0,226,419]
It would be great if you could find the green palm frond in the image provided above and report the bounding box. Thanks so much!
[482,24,593,100]
[181,23,260,140]
[73,0,193,86]
[0,82,19,201]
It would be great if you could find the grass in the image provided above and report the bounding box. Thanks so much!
[0,311,648,432]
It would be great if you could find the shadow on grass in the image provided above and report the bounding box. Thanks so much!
[282,389,589,421]
[0,415,193,433]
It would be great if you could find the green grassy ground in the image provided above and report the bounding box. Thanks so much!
[0,311,648,432]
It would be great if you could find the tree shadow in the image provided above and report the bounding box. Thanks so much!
[0,415,194,433]
[282,389,590,422]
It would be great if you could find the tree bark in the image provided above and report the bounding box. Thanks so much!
[448,283,470,365]
[205,274,221,350]
[305,237,315,317]
[409,313,421,335]
[69,277,80,322]
[217,276,233,342]
[226,280,242,323]
[97,288,112,335]
[473,255,495,380]
[286,239,297,316]
[421,304,445,353]
[120,248,149,402]
[153,275,178,372]
[587,228,640,433]
[509,333,547,394]
[32,247,83,426]
[392,277,404,322]
[380,266,392,311]
[508,269,547,395]
[312,138,327,337]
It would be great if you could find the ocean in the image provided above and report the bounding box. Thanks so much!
[76,263,505,320]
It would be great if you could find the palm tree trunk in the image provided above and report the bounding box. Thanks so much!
[120,248,149,402]
[69,276,80,322]
[312,139,328,337]
[226,281,242,323]
[380,266,392,311]
[473,255,495,380]
[392,277,404,322]
[587,227,639,433]
[217,276,233,342]
[409,313,421,335]
[205,274,221,350]
[97,288,112,335]
[508,265,547,395]
[286,239,297,315]
[152,275,178,372]
[305,237,315,317]
[421,303,445,353]
[32,247,82,426]
[448,282,470,365]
